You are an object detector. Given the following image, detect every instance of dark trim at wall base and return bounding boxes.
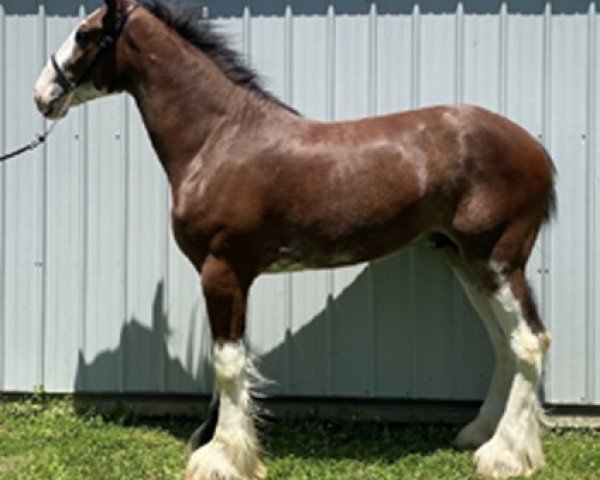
[2,393,600,427]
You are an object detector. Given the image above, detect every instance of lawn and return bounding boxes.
[0,396,598,479]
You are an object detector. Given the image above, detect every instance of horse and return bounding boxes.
[33,1,556,478]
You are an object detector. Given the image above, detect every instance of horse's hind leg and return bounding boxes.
[186,256,265,480]
[472,264,550,478]
[436,247,513,449]
[437,213,551,478]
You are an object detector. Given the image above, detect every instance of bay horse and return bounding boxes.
[33,0,555,478]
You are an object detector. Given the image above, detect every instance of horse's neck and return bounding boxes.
[125,29,247,186]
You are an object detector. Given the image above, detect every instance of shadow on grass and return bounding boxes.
[68,396,461,464]
[67,250,486,465]
[260,418,460,463]
[67,243,492,467]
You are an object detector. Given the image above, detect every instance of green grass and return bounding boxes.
[0,396,598,479]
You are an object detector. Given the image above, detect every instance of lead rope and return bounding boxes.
[0,119,60,163]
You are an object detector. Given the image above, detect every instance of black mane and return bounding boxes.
[136,0,298,114]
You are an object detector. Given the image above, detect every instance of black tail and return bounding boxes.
[187,394,220,453]
[542,147,557,222]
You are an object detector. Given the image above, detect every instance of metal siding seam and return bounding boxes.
[39,2,48,389]
[0,4,5,390]
[80,4,90,391]
[241,2,254,358]
[240,3,250,345]
[585,0,597,403]
[30,2,46,389]
[411,1,420,108]
[161,77,171,392]
[124,97,131,392]
[368,3,377,116]
[163,175,170,393]
[125,95,137,392]
[162,4,173,393]
[121,96,129,393]
[284,4,294,107]
[243,4,251,63]
[161,104,170,394]
[408,0,421,398]
[541,0,553,401]
[326,4,336,121]
[161,144,169,394]
[283,4,293,395]
[367,2,378,396]
[498,1,508,115]
[453,0,465,398]
[455,1,464,104]
[366,268,375,394]
[325,3,335,395]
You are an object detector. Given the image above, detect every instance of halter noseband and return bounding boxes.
[50,2,139,95]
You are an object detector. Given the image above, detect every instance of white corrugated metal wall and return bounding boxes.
[0,0,598,405]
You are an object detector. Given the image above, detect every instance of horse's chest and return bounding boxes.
[169,195,215,266]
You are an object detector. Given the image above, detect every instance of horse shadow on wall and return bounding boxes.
[257,245,493,401]
[74,281,213,394]
[74,247,494,401]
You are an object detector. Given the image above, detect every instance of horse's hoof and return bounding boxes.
[453,418,495,450]
[473,436,544,478]
[185,440,266,480]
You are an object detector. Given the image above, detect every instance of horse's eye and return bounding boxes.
[75,30,90,45]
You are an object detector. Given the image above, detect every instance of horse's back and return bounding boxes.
[269,104,553,228]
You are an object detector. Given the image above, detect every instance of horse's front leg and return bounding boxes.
[186,255,265,480]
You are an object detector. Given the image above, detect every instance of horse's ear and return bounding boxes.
[105,0,118,11]
[105,0,127,15]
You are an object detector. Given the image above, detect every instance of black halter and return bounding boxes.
[0,3,139,163]
[50,3,139,95]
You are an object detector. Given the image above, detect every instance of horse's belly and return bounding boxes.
[264,251,356,273]
[263,227,423,274]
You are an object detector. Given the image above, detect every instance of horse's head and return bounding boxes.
[33,0,138,119]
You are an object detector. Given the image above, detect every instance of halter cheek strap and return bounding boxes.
[50,54,77,93]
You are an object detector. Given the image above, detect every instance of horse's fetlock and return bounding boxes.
[213,342,247,385]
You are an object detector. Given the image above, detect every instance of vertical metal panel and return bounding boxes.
[585,0,598,404]
[593,0,600,404]
[243,3,292,393]
[2,1,45,390]
[0,1,6,391]
[329,3,373,397]
[123,97,170,392]
[419,1,459,107]
[0,1,599,406]
[463,1,501,110]
[43,8,86,392]
[547,1,590,403]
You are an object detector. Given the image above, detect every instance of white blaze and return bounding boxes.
[34,29,77,110]
[33,11,108,117]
